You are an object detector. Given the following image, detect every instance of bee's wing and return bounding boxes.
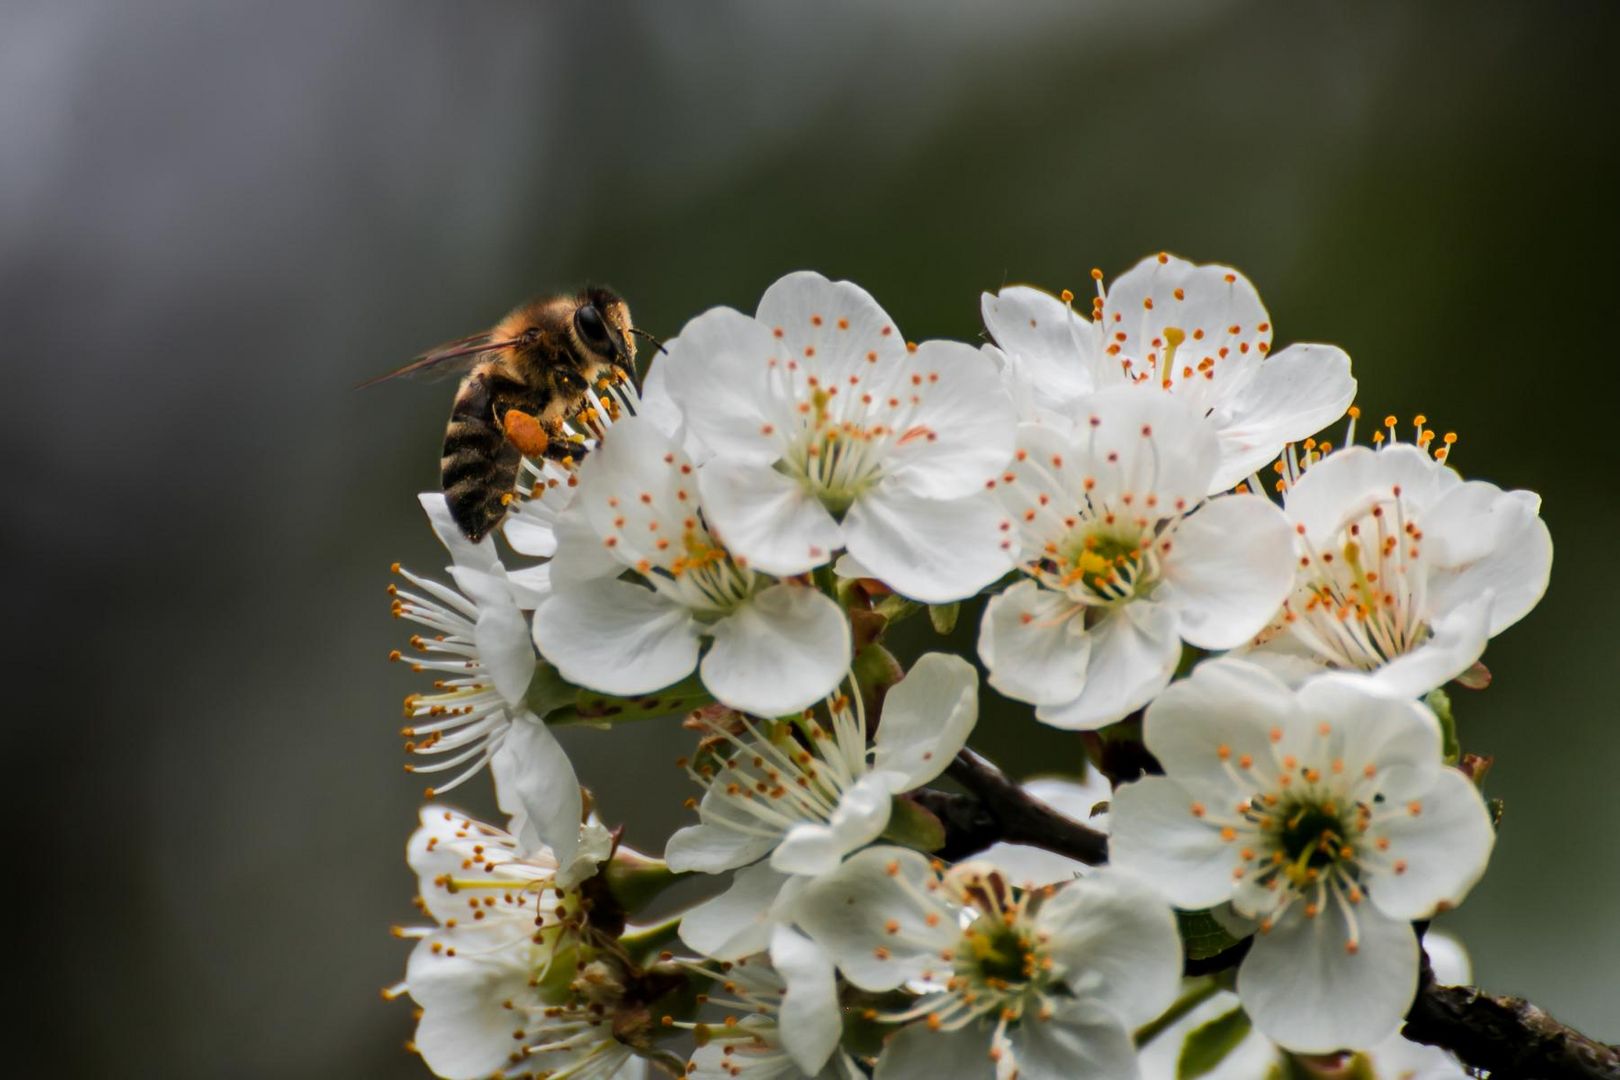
[355,332,508,389]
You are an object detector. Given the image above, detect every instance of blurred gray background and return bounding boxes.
[5,1,1617,1075]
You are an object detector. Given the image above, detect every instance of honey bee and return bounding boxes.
[362,288,643,542]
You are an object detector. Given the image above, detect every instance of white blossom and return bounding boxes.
[983,253,1356,492]
[666,653,978,879]
[388,807,638,1080]
[679,860,800,964]
[393,493,590,870]
[794,848,1181,1079]
[1110,659,1496,1053]
[1137,933,1474,1079]
[533,414,851,717]
[682,928,862,1079]
[660,271,1017,602]
[978,386,1296,729]
[1246,437,1552,696]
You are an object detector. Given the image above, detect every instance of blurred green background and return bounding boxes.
[6,1,1618,1075]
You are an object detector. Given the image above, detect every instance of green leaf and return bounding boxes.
[1177,1006,1251,1080]
[928,601,960,635]
[1177,908,1243,961]
[1425,687,1460,764]
[882,795,946,852]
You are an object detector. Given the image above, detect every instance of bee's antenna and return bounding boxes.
[628,327,668,355]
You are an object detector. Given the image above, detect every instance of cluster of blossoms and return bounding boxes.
[384,255,1550,1078]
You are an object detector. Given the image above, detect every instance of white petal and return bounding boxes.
[665,776,781,874]
[1425,484,1552,637]
[659,306,785,464]
[558,822,614,889]
[1109,777,1241,911]
[1363,594,1491,698]
[408,808,534,923]
[504,562,552,609]
[1365,1033,1472,1080]
[978,581,1091,706]
[883,340,1016,500]
[490,713,582,869]
[678,862,791,961]
[502,512,560,559]
[473,592,536,706]
[872,652,979,789]
[572,414,703,572]
[1036,868,1182,1027]
[1423,479,1535,566]
[1102,256,1271,385]
[1284,445,1456,543]
[633,350,689,441]
[407,932,531,1079]
[756,270,908,386]
[875,1022,995,1080]
[1423,931,1472,987]
[1363,767,1495,920]
[1161,494,1295,650]
[1035,600,1182,730]
[1235,632,1335,688]
[833,551,873,580]
[533,581,702,696]
[770,926,844,1075]
[794,846,955,991]
[697,457,843,576]
[1207,343,1356,492]
[420,491,501,573]
[1141,657,1297,785]
[1239,901,1418,1053]
[701,583,850,716]
[546,499,627,581]
[771,771,895,876]
[981,286,1098,403]
[844,486,1015,603]
[1296,674,1443,801]
[1063,386,1217,508]
[1008,999,1143,1080]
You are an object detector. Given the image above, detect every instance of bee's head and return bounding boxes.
[573,286,636,375]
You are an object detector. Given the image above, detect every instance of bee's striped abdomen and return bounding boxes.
[440,370,533,542]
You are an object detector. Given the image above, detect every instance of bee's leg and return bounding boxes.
[500,407,551,459]
[536,431,589,468]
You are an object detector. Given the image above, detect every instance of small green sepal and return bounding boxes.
[882,795,946,853]
[1177,908,1243,961]
[1177,1005,1252,1079]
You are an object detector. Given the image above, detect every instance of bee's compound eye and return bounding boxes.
[574,304,612,350]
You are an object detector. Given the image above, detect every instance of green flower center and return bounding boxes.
[1276,799,1356,882]
[959,918,1038,989]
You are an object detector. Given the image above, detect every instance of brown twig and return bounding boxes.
[912,748,1108,865]
[1403,952,1620,1079]
[923,749,1620,1078]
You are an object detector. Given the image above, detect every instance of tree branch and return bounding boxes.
[911,748,1108,865]
[923,750,1620,1079]
[1403,952,1620,1079]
